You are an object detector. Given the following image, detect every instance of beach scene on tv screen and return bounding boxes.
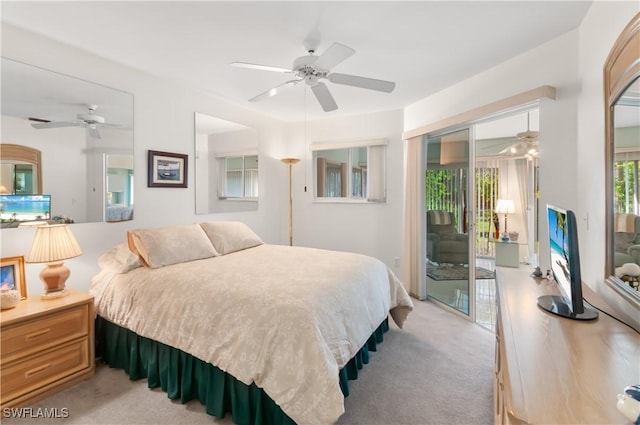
[0,195,51,221]
[548,208,571,297]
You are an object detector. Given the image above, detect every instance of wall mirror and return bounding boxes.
[195,112,258,214]
[1,57,134,226]
[604,13,640,305]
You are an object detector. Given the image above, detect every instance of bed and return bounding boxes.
[90,221,413,425]
[105,204,134,222]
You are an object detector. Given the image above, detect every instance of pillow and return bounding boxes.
[98,242,142,273]
[199,221,263,255]
[127,224,218,268]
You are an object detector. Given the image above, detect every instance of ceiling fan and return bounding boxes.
[498,112,539,157]
[230,41,396,112]
[29,104,116,139]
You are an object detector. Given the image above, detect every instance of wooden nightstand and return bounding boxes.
[0,288,95,408]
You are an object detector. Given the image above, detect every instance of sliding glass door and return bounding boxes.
[422,108,540,329]
[425,128,475,317]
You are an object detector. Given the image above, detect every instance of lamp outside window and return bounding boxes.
[26,224,82,299]
[495,199,515,241]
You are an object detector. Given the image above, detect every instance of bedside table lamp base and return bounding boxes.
[39,261,71,299]
[41,289,70,300]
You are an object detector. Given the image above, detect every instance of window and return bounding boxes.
[217,153,258,199]
[614,157,640,214]
[312,139,386,202]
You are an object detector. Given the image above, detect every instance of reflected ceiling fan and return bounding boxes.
[498,112,539,157]
[29,104,116,139]
[230,40,396,112]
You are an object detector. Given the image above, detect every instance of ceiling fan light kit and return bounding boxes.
[231,41,396,112]
[496,111,539,158]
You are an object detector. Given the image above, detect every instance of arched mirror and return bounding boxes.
[1,57,134,225]
[605,12,640,305]
[0,144,42,195]
[194,112,258,214]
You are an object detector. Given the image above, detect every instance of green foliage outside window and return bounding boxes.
[614,160,639,214]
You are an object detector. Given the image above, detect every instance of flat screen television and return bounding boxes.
[537,204,598,320]
[0,194,51,222]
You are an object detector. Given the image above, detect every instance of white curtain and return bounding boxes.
[402,136,426,299]
[367,145,386,202]
[245,169,259,197]
[515,158,531,245]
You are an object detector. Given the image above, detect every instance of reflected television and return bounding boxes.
[0,195,51,222]
[537,204,598,320]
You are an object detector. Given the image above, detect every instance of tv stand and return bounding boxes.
[495,267,639,425]
[537,294,599,320]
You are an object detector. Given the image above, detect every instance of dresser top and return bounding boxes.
[496,267,640,425]
[0,288,93,326]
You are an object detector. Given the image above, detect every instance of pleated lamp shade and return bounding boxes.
[26,224,82,297]
[26,224,82,263]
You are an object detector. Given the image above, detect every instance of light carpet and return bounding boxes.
[2,300,495,425]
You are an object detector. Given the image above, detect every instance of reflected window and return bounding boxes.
[312,140,386,202]
[218,154,258,199]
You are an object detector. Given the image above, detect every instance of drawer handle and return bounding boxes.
[25,328,51,340]
[25,363,51,378]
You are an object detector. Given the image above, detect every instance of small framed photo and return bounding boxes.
[1,256,27,299]
[148,150,188,188]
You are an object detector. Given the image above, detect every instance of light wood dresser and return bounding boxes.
[495,267,640,425]
[0,289,95,408]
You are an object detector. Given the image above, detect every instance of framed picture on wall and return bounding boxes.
[147,150,188,188]
[1,256,27,299]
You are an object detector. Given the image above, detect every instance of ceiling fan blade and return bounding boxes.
[313,42,355,70]
[28,117,50,123]
[498,142,522,155]
[479,137,518,152]
[230,62,292,73]
[31,121,77,129]
[311,82,338,112]
[327,73,396,93]
[517,130,539,141]
[249,79,302,103]
[88,126,101,139]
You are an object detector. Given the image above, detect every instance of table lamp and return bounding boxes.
[26,224,82,299]
[495,199,515,241]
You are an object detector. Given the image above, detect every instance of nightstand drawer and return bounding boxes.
[1,338,90,405]
[1,305,89,364]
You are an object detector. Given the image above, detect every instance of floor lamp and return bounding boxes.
[281,158,300,246]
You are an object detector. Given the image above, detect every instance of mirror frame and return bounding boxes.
[0,144,42,194]
[604,12,640,305]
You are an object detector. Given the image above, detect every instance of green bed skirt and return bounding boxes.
[95,316,389,425]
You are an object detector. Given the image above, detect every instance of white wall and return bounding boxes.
[285,109,405,274]
[0,23,289,296]
[576,3,640,325]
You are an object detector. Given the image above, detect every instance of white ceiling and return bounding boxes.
[1,1,592,123]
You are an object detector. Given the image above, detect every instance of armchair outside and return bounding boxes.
[426,210,469,265]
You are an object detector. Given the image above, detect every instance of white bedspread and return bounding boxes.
[90,244,413,425]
